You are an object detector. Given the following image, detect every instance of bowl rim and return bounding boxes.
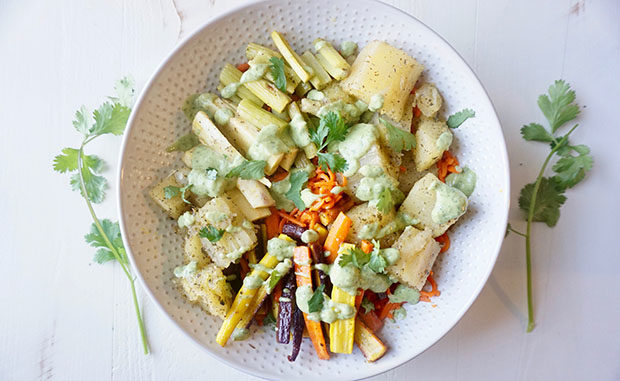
[116,0,510,379]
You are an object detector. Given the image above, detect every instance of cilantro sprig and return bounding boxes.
[507,80,592,332]
[338,247,370,268]
[53,77,149,353]
[269,57,287,92]
[309,111,349,172]
[164,184,192,204]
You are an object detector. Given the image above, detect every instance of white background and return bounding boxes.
[1,0,619,380]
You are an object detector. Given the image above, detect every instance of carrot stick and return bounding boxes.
[293,246,330,360]
[360,240,374,254]
[359,310,383,332]
[355,289,365,310]
[265,208,280,239]
[324,212,352,263]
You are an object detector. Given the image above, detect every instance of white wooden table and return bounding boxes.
[1,0,619,380]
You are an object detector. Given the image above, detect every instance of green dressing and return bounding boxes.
[240,63,269,83]
[368,94,384,112]
[435,131,453,152]
[173,261,198,279]
[355,165,404,211]
[446,167,477,197]
[301,229,319,244]
[295,284,356,323]
[267,237,296,261]
[177,211,195,229]
[388,284,420,304]
[431,180,468,224]
[333,123,378,176]
[340,41,358,58]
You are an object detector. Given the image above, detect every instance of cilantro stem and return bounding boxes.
[524,124,578,332]
[78,141,149,353]
[507,226,527,238]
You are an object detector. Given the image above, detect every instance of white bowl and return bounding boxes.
[117,0,510,379]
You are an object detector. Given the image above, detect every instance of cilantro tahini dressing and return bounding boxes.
[430,179,468,224]
[446,167,477,197]
[295,284,356,323]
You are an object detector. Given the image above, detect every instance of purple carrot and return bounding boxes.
[310,242,332,295]
[287,306,304,362]
[281,222,306,243]
[276,270,296,344]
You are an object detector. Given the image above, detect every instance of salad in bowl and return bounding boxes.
[148,30,477,363]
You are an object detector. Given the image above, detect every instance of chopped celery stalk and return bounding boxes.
[314,38,351,80]
[301,51,332,90]
[244,78,291,113]
[237,99,288,129]
[219,64,264,107]
[271,31,313,82]
[246,42,282,60]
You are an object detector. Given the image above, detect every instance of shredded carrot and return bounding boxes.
[262,104,272,112]
[419,272,441,302]
[379,302,402,320]
[399,165,407,173]
[437,151,460,182]
[236,62,250,72]
[435,232,451,253]
[276,210,305,227]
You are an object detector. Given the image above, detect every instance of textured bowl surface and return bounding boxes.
[118,0,510,379]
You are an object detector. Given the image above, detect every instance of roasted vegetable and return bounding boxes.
[277,270,296,344]
[287,305,304,361]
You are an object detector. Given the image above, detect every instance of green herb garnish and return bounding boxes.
[507,80,592,332]
[199,225,226,242]
[308,284,325,313]
[226,159,267,180]
[269,57,287,92]
[52,77,148,354]
[309,111,349,172]
[380,118,416,152]
[446,108,475,129]
[285,170,310,210]
[338,247,370,268]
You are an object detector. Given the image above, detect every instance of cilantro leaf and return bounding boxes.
[520,123,554,143]
[518,177,567,227]
[164,185,180,199]
[199,225,225,242]
[380,118,416,152]
[309,117,329,148]
[537,80,579,132]
[53,148,80,173]
[70,156,107,204]
[317,152,348,173]
[367,248,388,273]
[108,76,135,108]
[552,148,593,189]
[269,57,287,92]
[360,298,375,314]
[308,284,325,313]
[93,249,117,264]
[321,111,348,146]
[447,108,475,129]
[375,188,393,214]
[84,219,127,264]
[285,170,309,210]
[166,133,200,152]
[73,106,91,135]
[226,160,267,180]
[90,102,131,136]
[338,247,370,268]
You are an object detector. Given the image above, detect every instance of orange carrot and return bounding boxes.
[359,310,383,332]
[419,272,441,302]
[435,232,451,253]
[293,246,330,360]
[265,209,281,239]
[324,212,352,263]
[437,151,460,182]
[355,289,365,310]
[378,302,402,321]
[413,106,422,118]
[236,62,250,72]
[360,240,374,254]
